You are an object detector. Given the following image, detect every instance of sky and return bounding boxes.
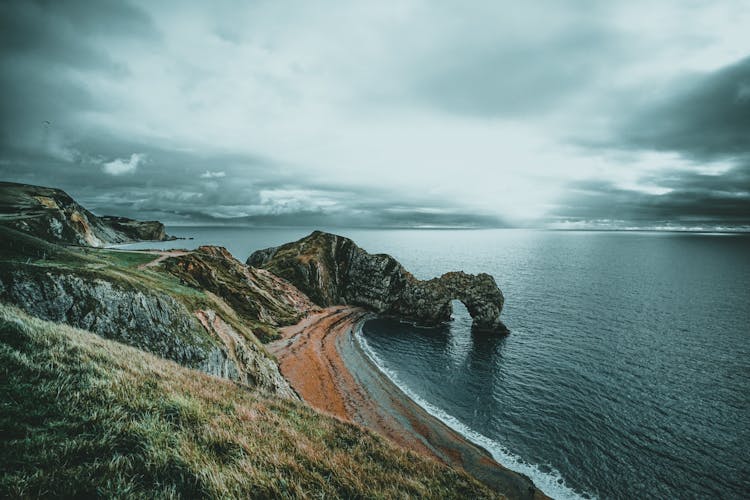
[1,0,749,229]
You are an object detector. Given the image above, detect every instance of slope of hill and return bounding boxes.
[0,304,501,499]
[0,225,299,395]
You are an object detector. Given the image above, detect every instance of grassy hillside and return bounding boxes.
[0,225,291,344]
[0,304,501,499]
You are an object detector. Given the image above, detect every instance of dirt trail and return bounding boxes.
[136,250,189,270]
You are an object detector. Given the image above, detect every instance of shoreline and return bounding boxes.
[270,307,547,500]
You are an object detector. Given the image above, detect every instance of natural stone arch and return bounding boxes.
[449,298,471,321]
[397,271,506,332]
[248,231,509,334]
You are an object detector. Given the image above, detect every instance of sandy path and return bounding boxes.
[136,250,189,270]
[270,307,548,500]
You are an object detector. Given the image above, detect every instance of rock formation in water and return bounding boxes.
[0,182,173,246]
[248,231,508,332]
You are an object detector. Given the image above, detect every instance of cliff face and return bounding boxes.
[0,182,172,246]
[248,231,508,332]
[0,226,296,397]
[162,246,316,334]
[0,263,295,398]
[100,216,170,241]
[0,265,212,366]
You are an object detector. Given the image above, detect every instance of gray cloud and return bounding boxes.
[408,5,621,117]
[553,162,750,228]
[1,1,749,229]
[555,55,750,228]
[0,0,157,157]
[617,56,750,160]
[0,130,501,227]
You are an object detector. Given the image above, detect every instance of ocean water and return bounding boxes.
[121,227,750,499]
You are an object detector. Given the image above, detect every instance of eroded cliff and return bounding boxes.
[161,245,317,336]
[0,182,172,246]
[248,231,508,332]
[0,226,297,397]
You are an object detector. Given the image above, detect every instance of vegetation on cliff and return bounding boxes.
[162,245,317,334]
[0,185,514,497]
[0,226,299,394]
[0,304,500,499]
[0,182,172,246]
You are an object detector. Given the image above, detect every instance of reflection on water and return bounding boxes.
[447,300,472,368]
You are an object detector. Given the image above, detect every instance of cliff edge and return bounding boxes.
[0,225,300,397]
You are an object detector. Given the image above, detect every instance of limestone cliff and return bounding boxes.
[248,231,508,332]
[100,215,171,241]
[0,263,295,398]
[0,182,172,246]
[161,245,316,333]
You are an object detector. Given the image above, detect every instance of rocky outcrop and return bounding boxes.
[195,309,296,398]
[161,246,316,332]
[0,265,211,364]
[0,182,172,246]
[100,216,172,242]
[248,231,508,332]
[0,263,295,397]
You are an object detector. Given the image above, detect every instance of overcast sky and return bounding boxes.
[1,0,749,229]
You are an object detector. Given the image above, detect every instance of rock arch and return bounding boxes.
[248,231,509,333]
[441,272,506,332]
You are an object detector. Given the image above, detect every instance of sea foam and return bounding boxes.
[354,327,594,500]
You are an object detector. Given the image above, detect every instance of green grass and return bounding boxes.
[83,248,159,268]
[0,304,500,499]
[0,226,282,359]
[0,227,286,344]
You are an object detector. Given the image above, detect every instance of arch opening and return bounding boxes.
[450,299,471,321]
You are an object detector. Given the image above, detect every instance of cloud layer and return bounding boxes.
[1,0,748,228]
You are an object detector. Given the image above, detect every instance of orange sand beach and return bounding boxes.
[269,306,548,500]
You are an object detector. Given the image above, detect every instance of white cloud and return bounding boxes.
[200,170,226,178]
[259,189,340,214]
[102,153,144,175]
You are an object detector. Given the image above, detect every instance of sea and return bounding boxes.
[119,227,750,499]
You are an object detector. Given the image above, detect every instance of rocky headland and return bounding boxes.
[248,230,509,333]
[0,181,174,246]
[99,215,171,241]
